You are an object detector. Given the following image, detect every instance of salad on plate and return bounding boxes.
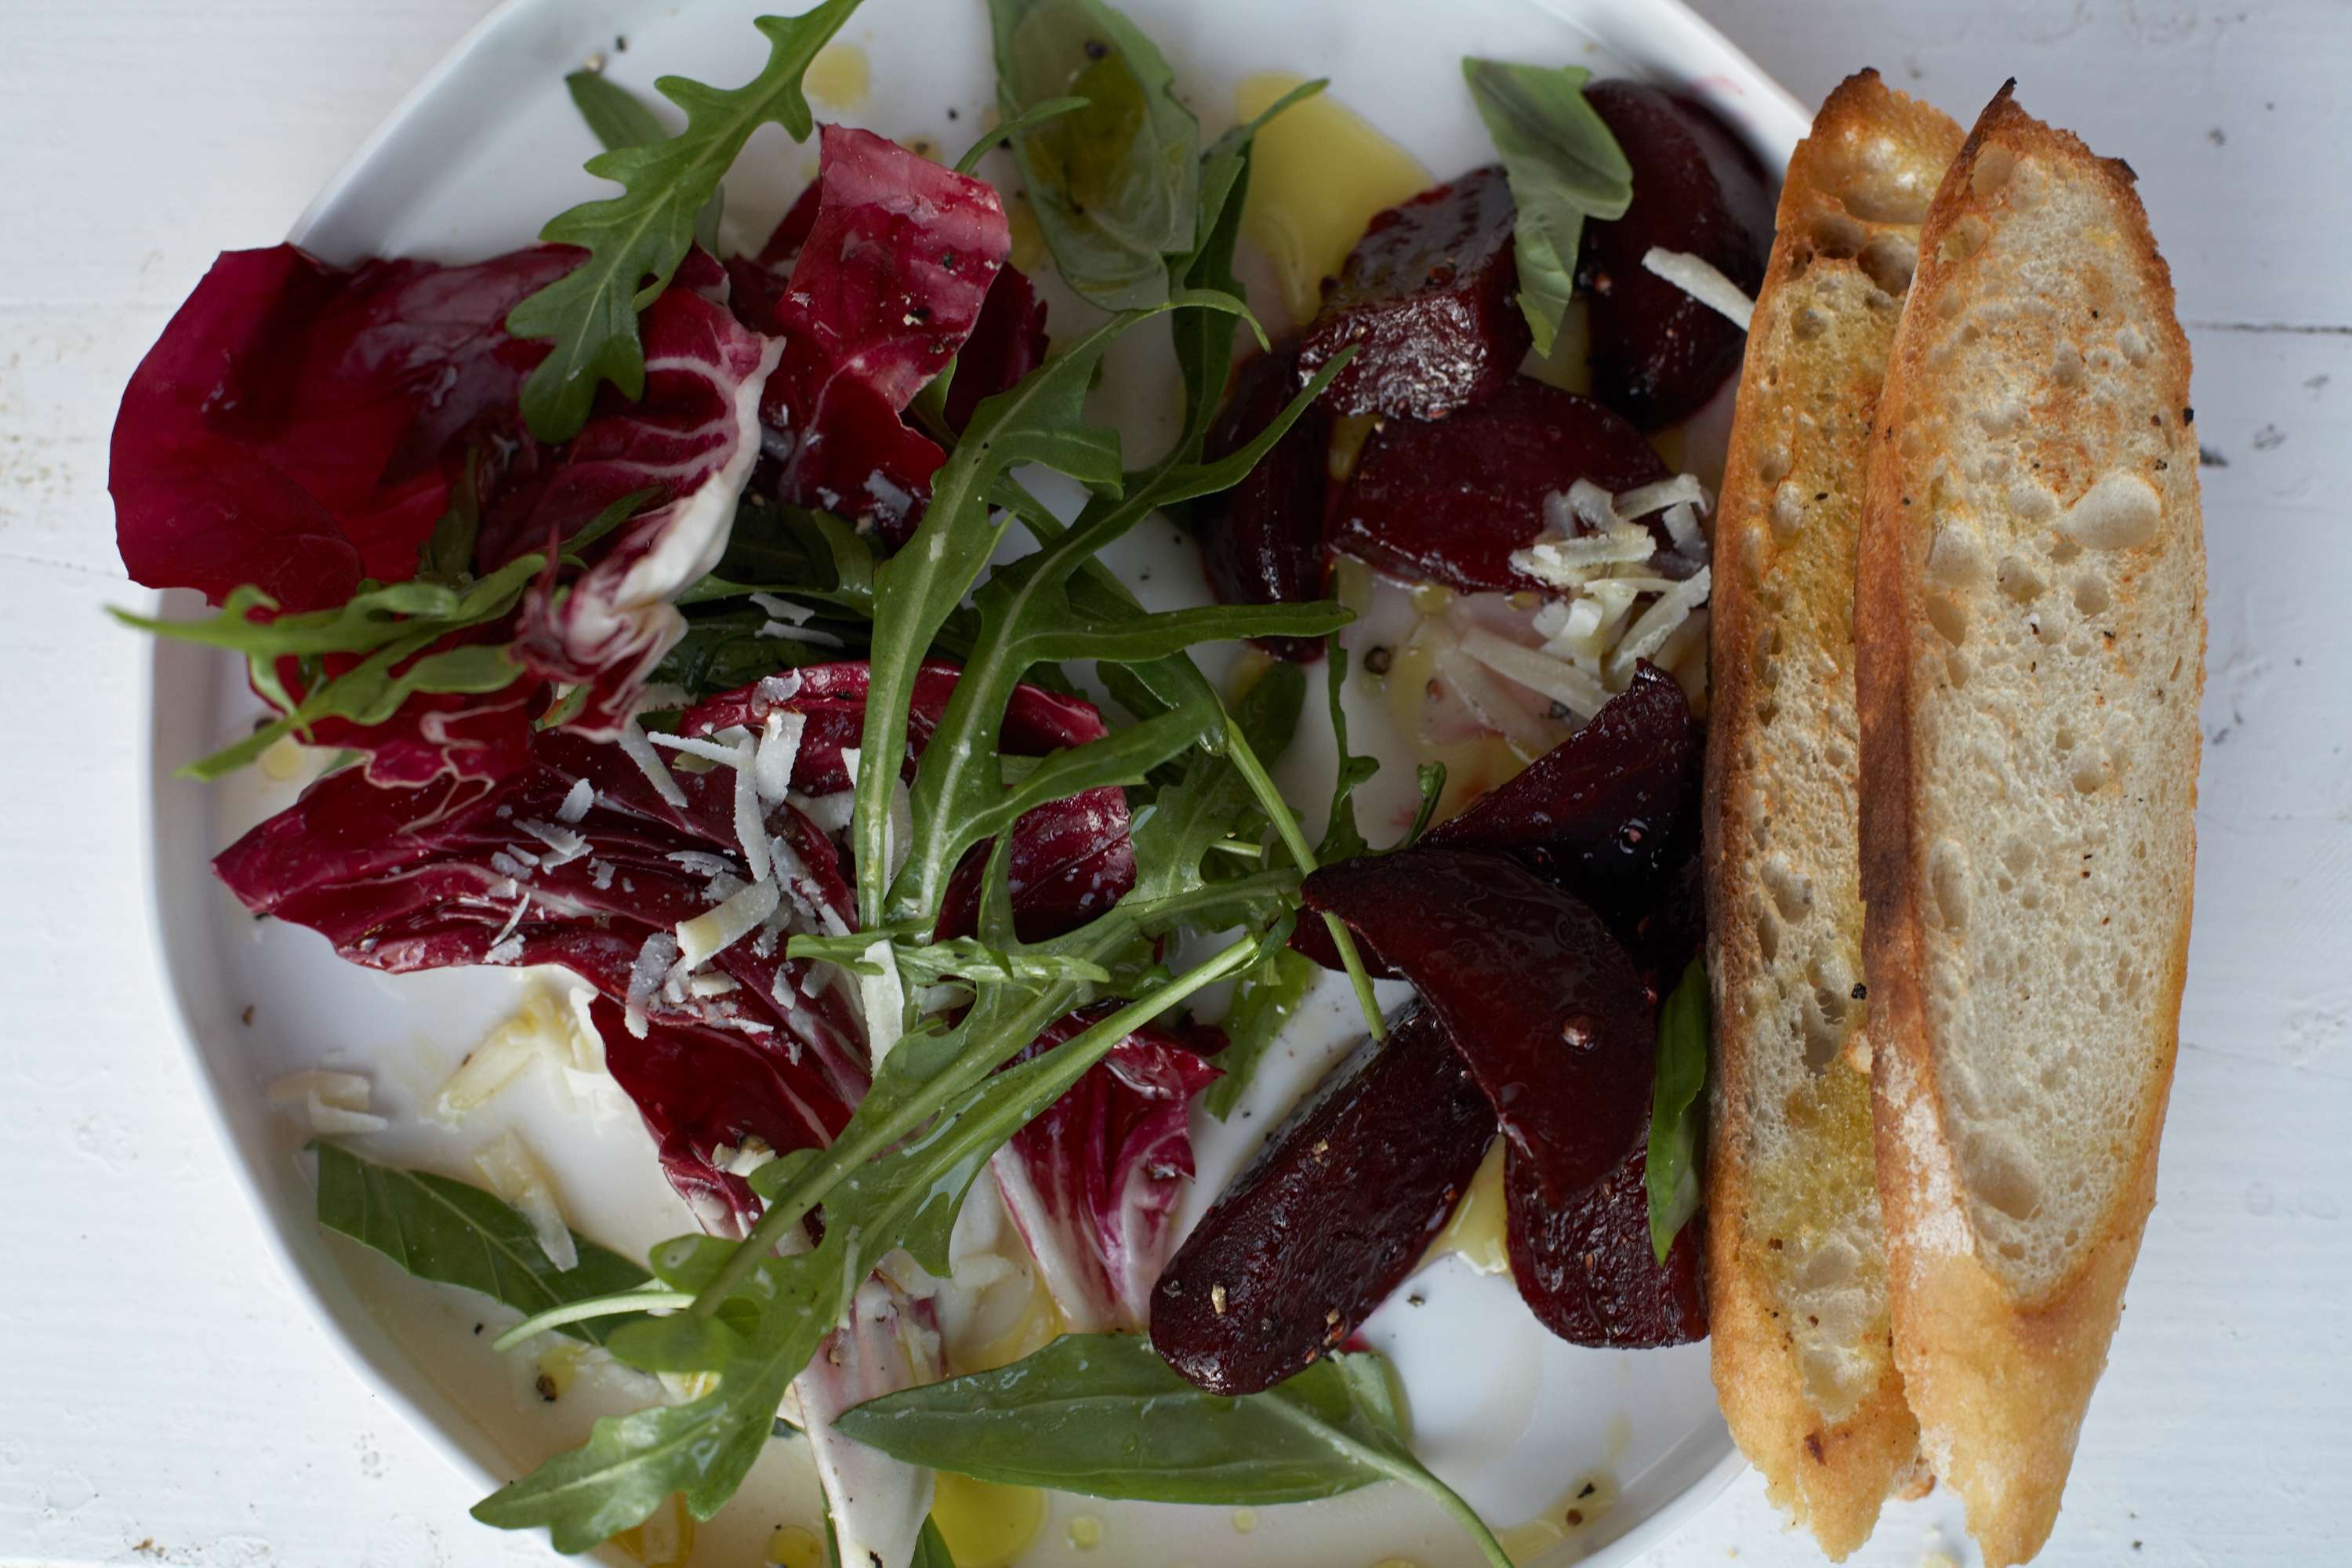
[114,2,2204,1566]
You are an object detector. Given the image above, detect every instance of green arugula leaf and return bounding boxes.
[566,68,668,150]
[953,93,1089,176]
[787,931,1112,991]
[648,603,852,704]
[1316,637,1381,862]
[565,70,725,252]
[1646,958,1711,1262]
[1204,945,1317,1119]
[913,1517,956,1568]
[987,0,1199,307]
[834,1334,1510,1566]
[312,1142,652,1346]
[510,0,865,441]
[1461,58,1632,358]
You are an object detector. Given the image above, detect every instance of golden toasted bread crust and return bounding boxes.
[1855,83,2202,1566]
[1704,71,1961,1559]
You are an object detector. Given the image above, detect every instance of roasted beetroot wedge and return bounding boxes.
[1303,847,1652,1204]
[1330,377,1669,593]
[1577,82,1773,430]
[1296,166,1528,422]
[1186,340,1331,660]
[1505,1138,1706,1347]
[1292,665,1698,977]
[1426,663,1700,934]
[1151,1004,1494,1396]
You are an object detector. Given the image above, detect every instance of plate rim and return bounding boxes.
[141,0,1808,1558]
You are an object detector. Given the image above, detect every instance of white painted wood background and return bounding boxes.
[2,1,2344,1565]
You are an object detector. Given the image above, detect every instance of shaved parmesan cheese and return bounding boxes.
[1607,565,1714,682]
[626,932,681,1038]
[270,1070,388,1137]
[755,710,806,806]
[1615,474,1713,521]
[793,789,855,837]
[858,938,906,1067]
[676,877,781,968]
[515,818,590,867]
[1565,477,1623,532]
[1433,643,1557,754]
[619,720,688,810]
[556,777,595,824]
[431,982,613,1124]
[1642,247,1755,330]
[649,729,754,769]
[474,1130,577,1272]
[1660,502,1704,557]
[1511,524,1655,589]
[1459,626,1610,720]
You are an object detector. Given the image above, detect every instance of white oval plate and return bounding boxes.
[143,2,1806,1563]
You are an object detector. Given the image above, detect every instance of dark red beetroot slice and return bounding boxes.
[1578,82,1773,430]
[1185,340,1330,662]
[1505,1138,1706,1347]
[1296,165,1529,422]
[1303,847,1651,1204]
[1331,377,1670,594]
[1293,664,1700,978]
[1427,662,1700,942]
[942,266,1051,433]
[1150,1004,1495,1396]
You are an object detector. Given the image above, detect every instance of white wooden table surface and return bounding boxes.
[3,2,2345,1565]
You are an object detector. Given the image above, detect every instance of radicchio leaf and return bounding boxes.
[112,242,575,609]
[990,1006,1221,1332]
[682,659,1135,940]
[499,274,784,736]
[748,125,1015,547]
[215,718,867,1230]
[785,1276,942,1568]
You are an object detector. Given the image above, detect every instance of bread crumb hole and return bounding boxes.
[2073,574,2111,615]
[1858,233,1917,296]
[1928,840,1970,932]
[1759,445,1791,485]
[2052,341,2085,390]
[1925,592,1968,646]
[1794,307,1827,341]
[1998,557,2046,603]
[2071,757,2106,794]
[1811,212,1865,258]
[1971,145,2017,198]
[1938,214,1991,263]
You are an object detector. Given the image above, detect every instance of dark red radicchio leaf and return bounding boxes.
[1151,1003,1495,1395]
[1185,339,1331,662]
[681,660,1135,941]
[111,241,575,609]
[1331,376,1675,595]
[1504,1134,1706,1347]
[941,264,1051,433]
[992,1006,1221,1333]
[1301,846,1651,1207]
[755,125,1012,549]
[493,275,783,738]
[214,720,866,1231]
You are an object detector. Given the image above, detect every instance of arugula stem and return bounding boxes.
[688,917,1276,1316]
[1266,1390,1512,1568]
[1220,717,1385,1041]
[490,1290,695,1352]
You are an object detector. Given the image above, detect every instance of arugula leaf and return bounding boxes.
[1316,637,1381,862]
[913,1517,956,1568]
[987,0,1199,307]
[835,1334,1510,1566]
[1204,946,1317,1119]
[565,70,725,252]
[787,931,1112,991]
[1646,958,1710,1262]
[510,0,865,441]
[312,1143,652,1346]
[1461,59,1632,358]
[566,69,668,149]
[953,93,1089,176]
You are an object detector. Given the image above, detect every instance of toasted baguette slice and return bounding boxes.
[1704,71,1962,1558]
[1855,85,2203,1567]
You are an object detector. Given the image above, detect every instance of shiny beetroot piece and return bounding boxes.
[1290,665,1698,977]
[1303,848,1653,1205]
[1427,663,1700,943]
[1330,377,1669,594]
[1505,1138,1706,1347]
[1577,82,1773,430]
[1296,166,1529,422]
[1151,1004,1495,1395]
[1187,341,1331,661]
